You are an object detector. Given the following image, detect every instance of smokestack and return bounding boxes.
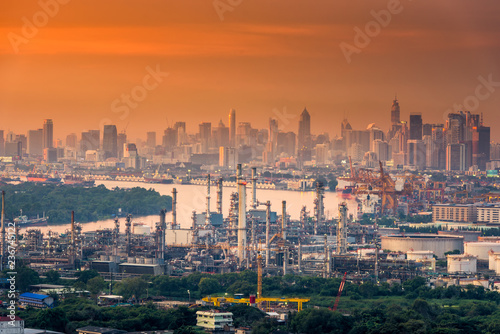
[71,210,75,246]
[265,201,270,267]
[283,247,288,276]
[172,188,177,228]
[217,178,223,215]
[1,191,5,264]
[206,174,211,226]
[251,167,257,209]
[237,164,247,263]
[298,241,302,272]
[337,202,348,255]
[282,201,287,240]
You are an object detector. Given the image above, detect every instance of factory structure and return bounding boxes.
[4,163,500,291]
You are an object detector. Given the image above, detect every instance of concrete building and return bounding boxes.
[196,310,233,331]
[432,204,477,223]
[0,316,24,334]
[27,129,43,156]
[19,293,54,309]
[477,204,500,224]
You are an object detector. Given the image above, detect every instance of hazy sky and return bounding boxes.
[1,0,500,141]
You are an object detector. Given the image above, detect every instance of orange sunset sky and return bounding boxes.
[1,0,500,142]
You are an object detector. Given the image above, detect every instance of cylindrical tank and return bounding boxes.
[478,236,500,242]
[127,257,136,263]
[136,257,145,264]
[133,223,151,235]
[464,242,500,260]
[249,295,256,304]
[144,258,154,264]
[381,234,463,258]
[447,254,477,274]
[488,252,500,270]
[407,250,435,260]
[438,230,481,242]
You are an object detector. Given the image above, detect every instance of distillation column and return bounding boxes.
[171,188,177,229]
[282,201,287,241]
[251,167,257,209]
[337,203,348,255]
[217,178,223,214]
[206,174,211,226]
[237,164,247,264]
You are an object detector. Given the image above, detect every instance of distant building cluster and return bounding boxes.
[0,99,497,171]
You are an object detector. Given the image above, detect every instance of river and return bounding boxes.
[25,180,358,234]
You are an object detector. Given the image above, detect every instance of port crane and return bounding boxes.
[331,271,347,312]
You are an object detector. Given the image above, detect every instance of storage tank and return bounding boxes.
[447,254,477,274]
[144,258,154,264]
[127,257,136,263]
[407,250,434,261]
[478,236,500,242]
[489,252,500,270]
[464,242,500,260]
[381,234,463,258]
[136,257,145,264]
[133,223,151,235]
[438,230,481,242]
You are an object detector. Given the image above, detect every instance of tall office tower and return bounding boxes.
[43,119,53,149]
[27,129,44,156]
[173,122,186,145]
[103,125,118,158]
[388,97,402,139]
[229,109,236,147]
[473,126,490,170]
[213,120,229,148]
[146,132,156,148]
[407,139,426,169]
[373,139,389,162]
[399,121,409,153]
[368,125,384,151]
[423,135,434,168]
[423,123,433,136]
[237,122,252,146]
[0,130,4,156]
[491,142,500,160]
[409,113,422,140]
[431,124,446,170]
[199,122,212,153]
[268,118,279,156]
[163,128,177,149]
[66,133,77,148]
[80,130,100,153]
[117,132,127,159]
[446,112,466,144]
[446,143,466,171]
[298,108,312,162]
[341,118,352,140]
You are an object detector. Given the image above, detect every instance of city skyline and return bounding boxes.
[2,1,500,141]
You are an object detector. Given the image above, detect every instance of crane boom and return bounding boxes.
[332,272,347,312]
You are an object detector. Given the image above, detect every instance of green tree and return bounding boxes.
[198,277,220,296]
[45,270,61,284]
[87,276,106,297]
[75,270,99,284]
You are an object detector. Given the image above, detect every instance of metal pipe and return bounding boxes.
[265,201,270,267]
[282,201,287,240]
[172,188,177,228]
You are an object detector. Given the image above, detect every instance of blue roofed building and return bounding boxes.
[19,293,54,309]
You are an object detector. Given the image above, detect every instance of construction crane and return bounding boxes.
[331,272,347,312]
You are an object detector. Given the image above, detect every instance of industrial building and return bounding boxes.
[447,254,477,274]
[432,204,477,223]
[381,234,464,258]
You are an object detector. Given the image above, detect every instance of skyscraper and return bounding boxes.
[28,129,43,156]
[66,133,77,148]
[43,119,53,149]
[229,109,236,147]
[409,113,422,140]
[117,132,127,159]
[146,132,156,148]
[298,108,311,162]
[0,130,4,156]
[103,125,118,158]
[81,130,100,153]
[391,96,400,125]
[199,122,212,153]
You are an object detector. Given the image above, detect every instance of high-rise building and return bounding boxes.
[66,133,77,148]
[117,132,127,159]
[268,118,279,158]
[28,129,43,156]
[446,143,466,171]
[146,132,156,148]
[81,130,100,153]
[163,128,177,149]
[409,113,422,140]
[199,122,212,153]
[298,108,311,162]
[43,119,53,149]
[423,123,433,136]
[103,125,118,158]
[391,96,400,125]
[373,139,389,162]
[432,124,446,170]
[213,120,229,148]
[0,130,4,156]
[473,126,490,170]
[407,139,426,169]
[229,109,236,147]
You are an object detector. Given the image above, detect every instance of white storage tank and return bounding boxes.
[133,223,151,235]
[464,242,500,260]
[136,257,145,264]
[407,250,435,261]
[447,254,477,274]
[144,258,154,264]
[381,234,463,258]
[127,257,136,263]
[489,252,500,271]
